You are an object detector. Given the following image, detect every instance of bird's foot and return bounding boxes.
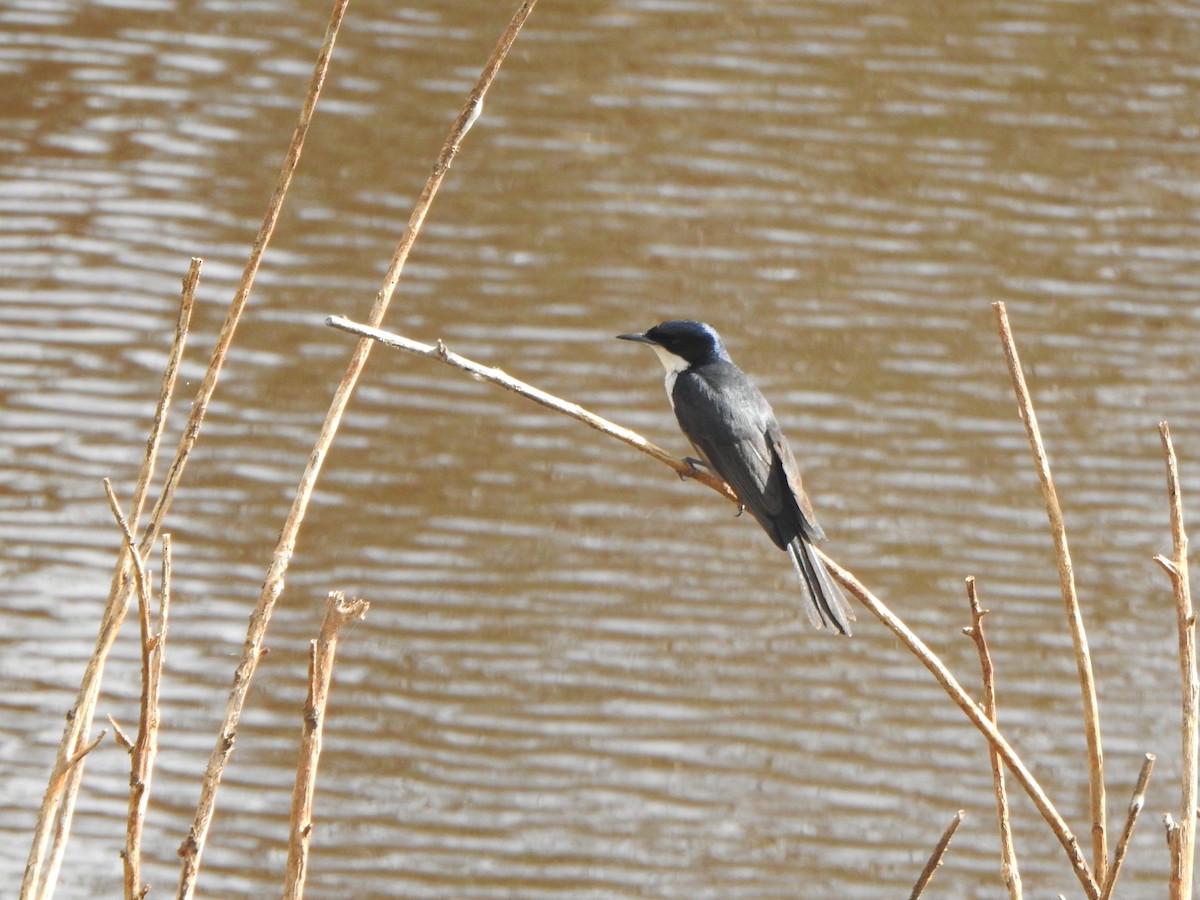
[678,456,708,481]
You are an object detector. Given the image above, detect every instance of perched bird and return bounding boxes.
[617,320,853,635]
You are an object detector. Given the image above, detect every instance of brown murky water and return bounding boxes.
[3,1,1200,897]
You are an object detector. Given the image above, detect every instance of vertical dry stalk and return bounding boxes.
[992,301,1107,883]
[176,3,538,897]
[909,810,965,900]
[819,552,1100,899]
[282,592,369,900]
[121,533,172,899]
[1154,422,1197,900]
[962,577,1022,899]
[22,261,198,900]
[101,481,163,899]
[1100,753,1155,900]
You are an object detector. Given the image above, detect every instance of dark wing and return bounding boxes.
[765,418,826,542]
[672,363,824,550]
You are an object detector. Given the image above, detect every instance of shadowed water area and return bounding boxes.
[3,0,1200,896]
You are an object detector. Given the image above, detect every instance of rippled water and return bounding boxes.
[3,0,1200,897]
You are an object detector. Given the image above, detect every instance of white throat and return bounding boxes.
[649,344,690,409]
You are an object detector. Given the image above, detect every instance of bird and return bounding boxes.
[617,319,853,635]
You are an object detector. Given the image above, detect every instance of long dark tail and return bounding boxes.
[788,536,854,635]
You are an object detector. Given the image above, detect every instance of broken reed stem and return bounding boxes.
[1100,753,1155,900]
[327,313,1097,898]
[177,4,538,898]
[1155,421,1197,900]
[993,301,1107,884]
[282,592,370,900]
[963,576,1022,900]
[908,810,965,900]
[23,261,198,900]
[324,317,739,504]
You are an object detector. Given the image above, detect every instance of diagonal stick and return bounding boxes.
[323,316,738,503]
[326,314,1100,899]
[909,810,965,899]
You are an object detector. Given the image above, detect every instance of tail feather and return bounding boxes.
[788,537,854,636]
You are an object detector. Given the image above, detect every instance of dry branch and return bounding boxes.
[1155,421,1197,900]
[328,310,1098,898]
[123,533,171,899]
[23,261,198,900]
[324,316,739,504]
[963,576,1021,899]
[993,301,1107,883]
[909,810,965,900]
[176,3,538,897]
[282,592,369,900]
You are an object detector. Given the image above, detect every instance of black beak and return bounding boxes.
[616,331,655,344]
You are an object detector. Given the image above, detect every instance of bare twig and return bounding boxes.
[962,576,1022,899]
[993,301,1107,883]
[23,261,198,900]
[282,592,370,900]
[324,317,739,504]
[177,4,538,897]
[1100,753,1155,900]
[1155,421,1197,900]
[821,552,1100,899]
[909,810,965,899]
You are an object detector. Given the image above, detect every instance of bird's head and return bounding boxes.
[616,320,729,371]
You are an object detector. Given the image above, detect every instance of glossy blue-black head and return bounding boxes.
[616,320,729,367]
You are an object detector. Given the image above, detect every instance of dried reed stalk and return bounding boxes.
[282,592,369,900]
[176,3,538,897]
[1154,422,1197,900]
[963,576,1021,899]
[993,301,1107,883]
[908,810,965,900]
[101,481,166,900]
[124,533,171,899]
[22,262,197,900]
